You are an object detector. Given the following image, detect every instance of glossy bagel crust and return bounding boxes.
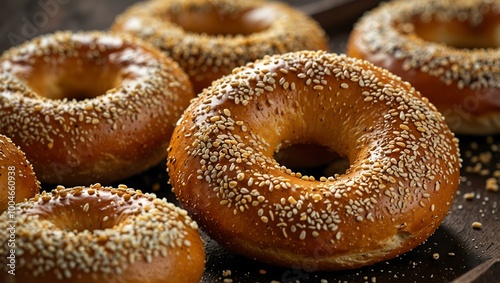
[0,31,194,186]
[112,0,329,93]
[167,51,461,270]
[0,134,39,213]
[347,0,500,135]
[0,184,205,283]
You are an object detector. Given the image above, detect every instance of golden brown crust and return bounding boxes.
[167,51,461,270]
[0,134,39,213]
[346,0,500,135]
[0,31,195,186]
[112,0,329,94]
[0,184,205,283]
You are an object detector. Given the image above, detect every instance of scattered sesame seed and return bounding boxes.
[464,192,475,200]
[472,221,483,229]
[222,269,232,277]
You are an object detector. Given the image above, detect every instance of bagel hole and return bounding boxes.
[11,56,124,101]
[274,144,350,180]
[170,6,275,36]
[407,15,499,49]
[55,213,119,233]
[29,69,122,101]
[50,206,120,233]
[35,195,129,233]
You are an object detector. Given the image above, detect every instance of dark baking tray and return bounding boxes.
[1,1,498,282]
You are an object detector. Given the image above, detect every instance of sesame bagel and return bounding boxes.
[0,31,194,186]
[0,184,205,283]
[347,0,500,135]
[0,134,39,213]
[112,0,328,94]
[167,51,461,270]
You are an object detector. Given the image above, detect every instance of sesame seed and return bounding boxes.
[464,192,475,200]
[299,230,306,240]
[472,222,482,229]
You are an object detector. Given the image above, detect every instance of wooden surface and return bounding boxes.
[0,0,498,282]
